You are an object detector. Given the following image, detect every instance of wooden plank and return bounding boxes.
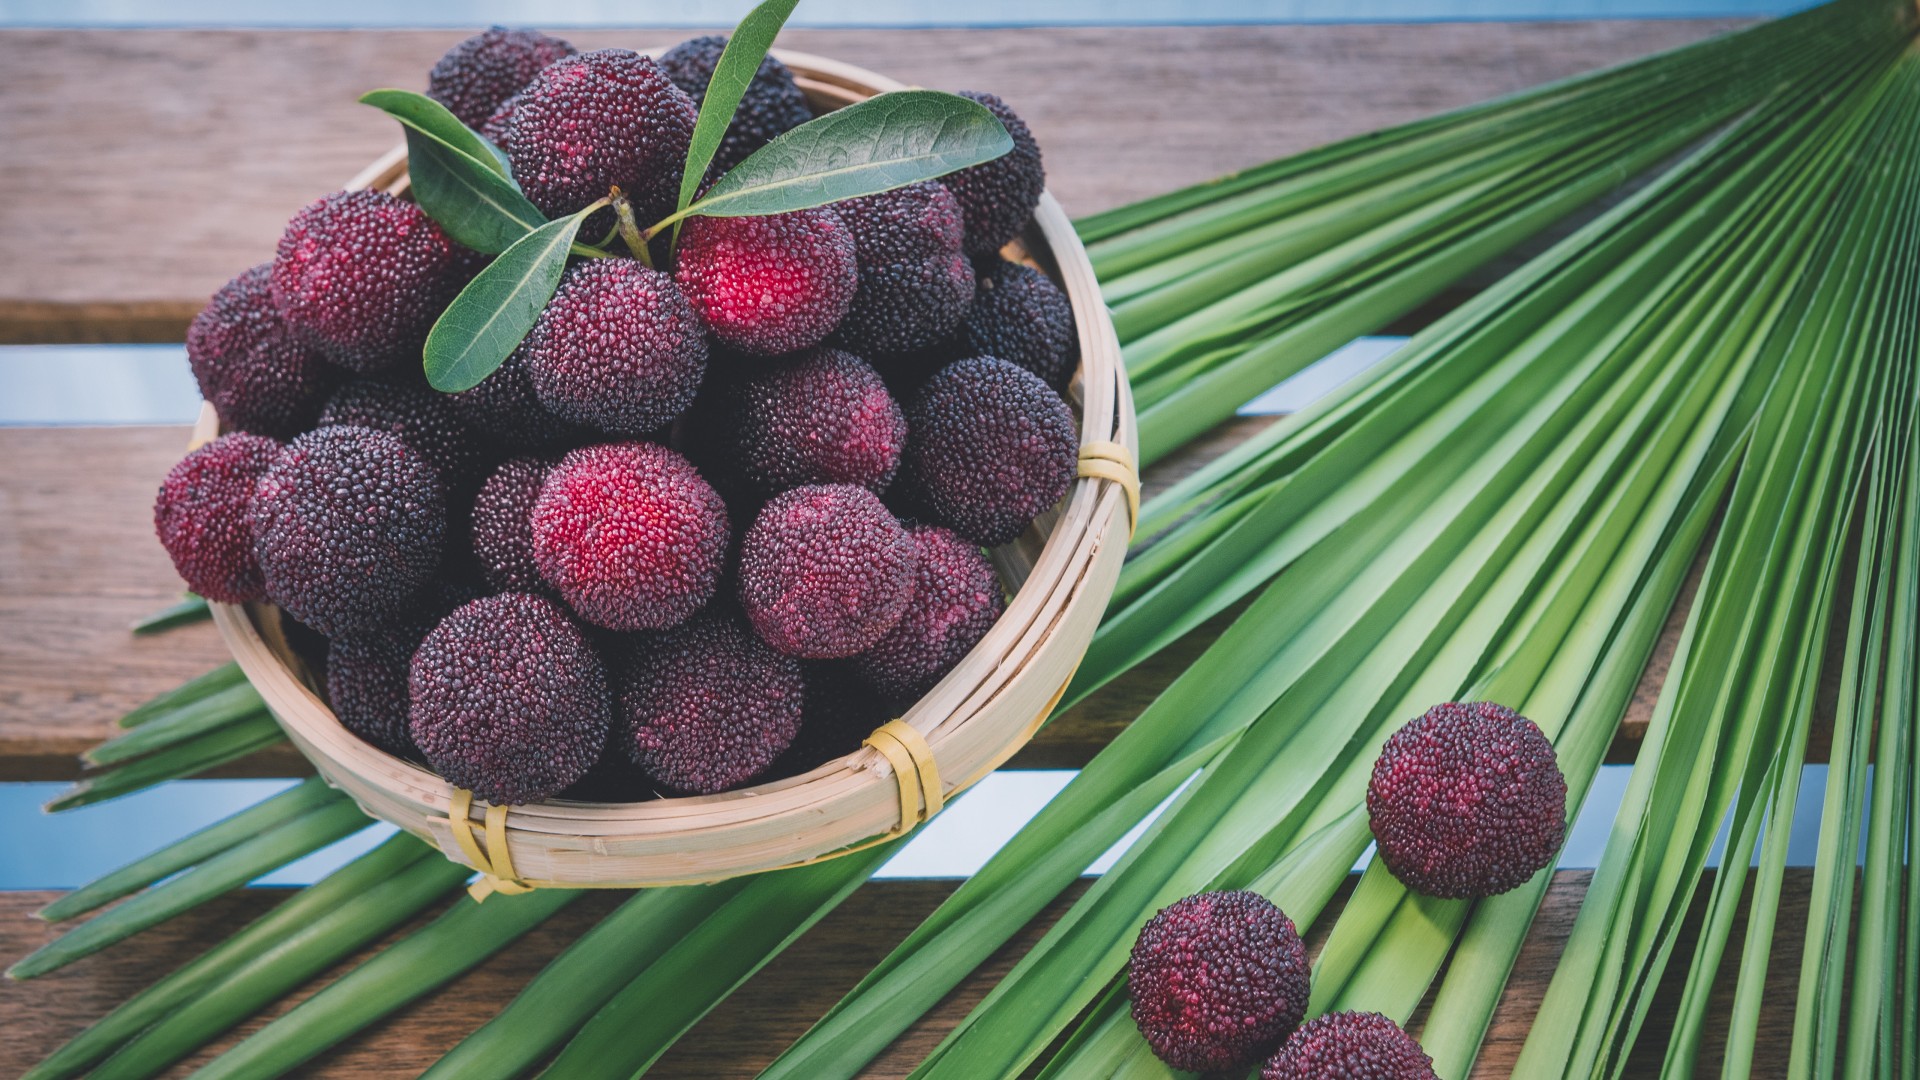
[0,20,1756,343]
[0,868,1825,1077]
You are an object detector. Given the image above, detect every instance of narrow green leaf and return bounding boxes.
[359,88,511,178]
[668,90,1011,224]
[676,0,801,218]
[130,594,209,635]
[116,662,246,728]
[404,128,547,254]
[423,205,600,392]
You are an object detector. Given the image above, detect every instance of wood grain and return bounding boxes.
[0,21,1753,343]
[0,869,1824,1078]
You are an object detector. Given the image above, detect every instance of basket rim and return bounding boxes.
[212,48,1137,887]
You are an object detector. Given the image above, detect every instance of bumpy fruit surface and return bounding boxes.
[427,26,577,130]
[318,379,485,494]
[470,455,556,595]
[941,91,1045,257]
[248,426,446,635]
[531,442,729,631]
[1367,701,1567,899]
[501,49,696,227]
[1127,890,1310,1073]
[737,484,916,659]
[832,182,974,357]
[186,265,339,438]
[776,661,888,774]
[697,347,905,497]
[449,349,592,450]
[657,35,814,175]
[618,606,805,794]
[1261,1011,1438,1080]
[903,356,1076,546]
[674,208,858,356]
[153,432,283,604]
[271,190,478,373]
[962,258,1078,390]
[854,525,1003,705]
[522,259,707,436]
[327,616,435,759]
[410,593,612,804]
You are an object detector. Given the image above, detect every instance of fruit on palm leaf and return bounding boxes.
[410,592,612,804]
[1261,1011,1437,1080]
[1126,889,1311,1072]
[1366,701,1567,899]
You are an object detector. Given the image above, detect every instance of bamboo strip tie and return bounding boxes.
[1078,441,1140,536]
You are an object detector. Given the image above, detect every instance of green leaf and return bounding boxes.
[675,0,801,220]
[359,88,511,179]
[403,129,547,254]
[667,90,1011,224]
[423,205,599,393]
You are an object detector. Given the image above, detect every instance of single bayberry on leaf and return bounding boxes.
[618,605,805,794]
[427,27,577,131]
[1262,1011,1438,1080]
[153,432,283,604]
[531,442,730,632]
[1127,889,1310,1073]
[675,208,859,356]
[186,265,340,438]
[410,593,612,805]
[270,189,480,373]
[1367,701,1567,899]
[521,259,708,437]
[737,484,916,659]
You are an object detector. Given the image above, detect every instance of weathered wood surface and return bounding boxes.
[0,21,1756,343]
[0,868,1821,1078]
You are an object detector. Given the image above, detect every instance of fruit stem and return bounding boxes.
[609,186,654,269]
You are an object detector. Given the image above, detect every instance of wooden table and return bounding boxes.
[0,19,1804,1079]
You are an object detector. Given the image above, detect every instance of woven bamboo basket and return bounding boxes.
[202,48,1135,890]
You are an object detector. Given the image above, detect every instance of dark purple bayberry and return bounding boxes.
[941,91,1045,258]
[427,27,578,130]
[270,190,480,373]
[737,484,915,659]
[248,426,445,635]
[1127,889,1310,1073]
[961,257,1078,390]
[854,525,1003,705]
[657,34,814,175]
[696,347,906,497]
[470,455,556,594]
[186,265,340,438]
[902,356,1076,546]
[618,606,805,794]
[1262,1011,1438,1080]
[410,592,612,804]
[521,259,707,436]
